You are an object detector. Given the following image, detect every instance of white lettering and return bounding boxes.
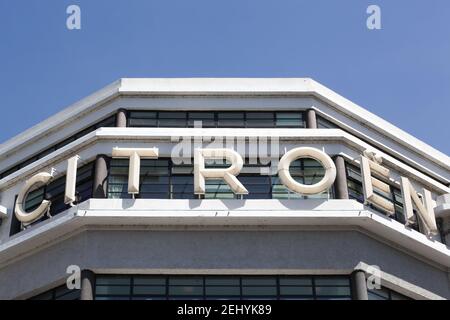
[194,148,248,195]
[278,147,336,195]
[112,147,159,195]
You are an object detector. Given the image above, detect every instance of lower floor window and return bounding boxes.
[94,275,352,300]
[368,287,410,300]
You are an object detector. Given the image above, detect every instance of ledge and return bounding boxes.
[0,199,449,270]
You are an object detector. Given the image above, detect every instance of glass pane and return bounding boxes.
[129,111,157,119]
[205,287,241,296]
[280,287,313,296]
[242,277,277,286]
[169,286,203,296]
[169,277,203,286]
[95,286,131,295]
[129,118,157,127]
[276,112,303,127]
[217,112,244,127]
[368,288,390,299]
[242,287,277,296]
[315,287,351,296]
[315,277,350,286]
[159,112,187,119]
[96,276,131,285]
[133,286,166,295]
[368,292,388,300]
[205,277,240,286]
[279,277,312,286]
[133,277,166,285]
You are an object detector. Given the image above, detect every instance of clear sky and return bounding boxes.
[0,0,449,155]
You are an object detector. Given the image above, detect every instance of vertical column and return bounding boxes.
[306,109,317,129]
[334,156,349,200]
[435,194,450,245]
[438,217,450,245]
[93,155,109,199]
[80,270,95,300]
[116,109,128,128]
[351,270,368,300]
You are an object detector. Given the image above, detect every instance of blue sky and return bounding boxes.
[0,0,449,154]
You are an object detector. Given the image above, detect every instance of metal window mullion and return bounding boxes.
[129,276,134,300]
[312,277,317,300]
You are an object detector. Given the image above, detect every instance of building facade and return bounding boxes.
[0,78,449,300]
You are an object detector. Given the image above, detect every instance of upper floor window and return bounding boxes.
[107,158,333,200]
[29,284,80,300]
[10,162,95,236]
[317,116,338,129]
[128,111,306,129]
[0,115,116,180]
[345,162,420,230]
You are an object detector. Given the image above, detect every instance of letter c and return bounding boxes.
[15,171,54,223]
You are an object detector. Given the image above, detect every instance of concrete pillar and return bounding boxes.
[93,155,109,199]
[116,109,127,128]
[333,156,349,200]
[80,270,95,300]
[435,194,450,245]
[351,270,368,300]
[306,109,317,129]
[438,218,450,245]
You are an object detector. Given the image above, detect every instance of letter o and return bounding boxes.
[278,147,336,195]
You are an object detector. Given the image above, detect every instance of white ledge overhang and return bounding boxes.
[1,128,448,194]
[0,199,449,270]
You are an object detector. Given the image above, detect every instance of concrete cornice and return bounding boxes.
[0,199,449,272]
[0,78,448,177]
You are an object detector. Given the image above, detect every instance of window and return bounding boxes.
[317,116,338,129]
[107,158,333,200]
[159,112,187,127]
[127,111,306,129]
[272,159,331,200]
[94,275,352,300]
[276,112,304,128]
[245,112,274,128]
[11,162,95,235]
[0,115,116,180]
[368,287,411,300]
[217,112,245,128]
[128,111,157,127]
[188,112,215,128]
[345,162,419,230]
[29,284,80,300]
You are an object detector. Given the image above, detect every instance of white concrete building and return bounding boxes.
[0,78,449,300]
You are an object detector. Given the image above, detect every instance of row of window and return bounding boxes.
[128,111,306,128]
[95,275,352,300]
[107,158,330,200]
[10,162,95,236]
[30,275,411,300]
[345,163,420,231]
[0,111,335,181]
[0,115,116,180]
